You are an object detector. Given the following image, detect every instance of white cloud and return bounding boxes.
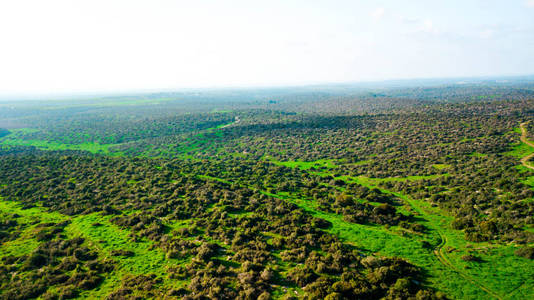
[525,0,534,7]
[371,7,385,20]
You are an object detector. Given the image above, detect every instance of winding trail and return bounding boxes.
[519,122,534,170]
[200,161,523,298]
[218,117,240,129]
[372,184,504,300]
[432,233,503,300]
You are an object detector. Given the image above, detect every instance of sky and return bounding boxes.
[0,0,534,96]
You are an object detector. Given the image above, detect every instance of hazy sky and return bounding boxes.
[1,0,534,95]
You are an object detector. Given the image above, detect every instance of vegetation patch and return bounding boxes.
[268,158,337,170]
[0,136,117,154]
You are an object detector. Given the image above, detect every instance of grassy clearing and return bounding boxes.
[432,164,451,170]
[4,128,40,134]
[0,199,68,257]
[0,120,233,157]
[68,214,187,298]
[210,109,233,113]
[198,174,233,184]
[66,214,181,275]
[0,199,65,223]
[505,143,534,158]
[0,198,188,298]
[136,121,234,158]
[268,158,337,170]
[357,174,447,182]
[0,200,67,259]
[522,176,534,188]
[0,138,117,154]
[0,129,120,154]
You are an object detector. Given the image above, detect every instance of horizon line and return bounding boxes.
[1,73,534,101]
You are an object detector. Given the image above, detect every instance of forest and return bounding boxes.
[0,80,533,299]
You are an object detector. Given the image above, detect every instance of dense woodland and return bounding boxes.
[0,81,533,299]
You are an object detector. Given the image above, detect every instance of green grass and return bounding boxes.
[268,158,337,170]
[352,160,372,166]
[0,199,67,258]
[210,109,233,113]
[198,174,232,184]
[0,198,188,298]
[1,138,116,153]
[0,122,235,157]
[505,143,534,158]
[0,129,120,154]
[356,174,447,182]
[136,121,234,158]
[432,164,451,170]
[66,214,182,274]
[5,128,40,134]
[523,176,534,188]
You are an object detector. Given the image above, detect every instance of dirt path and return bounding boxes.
[219,117,240,129]
[199,170,506,299]
[387,189,504,299]
[519,122,534,170]
[433,233,503,300]
[416,121,533,299]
